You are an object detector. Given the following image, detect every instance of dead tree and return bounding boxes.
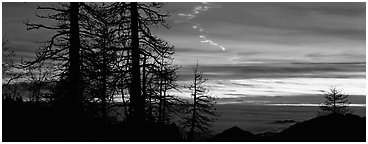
[110,2,173,123]
[2,36,24,99]
[25,2,83,114]
[2,36,23,86]
[182,62,217,141]
[24,60,55,104]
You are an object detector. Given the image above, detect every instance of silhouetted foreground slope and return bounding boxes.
[272,113,366,142]
[3,98,365,142]
[3,99,182,142]
[210,113,365,142]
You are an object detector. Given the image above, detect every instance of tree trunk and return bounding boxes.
[68,2,81,115]
[121,87,129,119]
[148,85,153,122]
[142,55,147,113]
[35,83,42,106]
[158,63,163,123]
[162,70,167,123]
[101,29,107,121]
[333,93,336,114]
[189,72,197,142]
[129,2,145,123]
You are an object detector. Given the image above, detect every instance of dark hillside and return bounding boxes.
[210,113,365,142]
[209,126,258,141]
[272,113,365,142]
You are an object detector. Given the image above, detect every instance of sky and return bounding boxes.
[2,2,366,101]
[157,2,366,65]
[3,2,366,65]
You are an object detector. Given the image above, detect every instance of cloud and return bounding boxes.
[177,63,365,81]
[175,77,365,98]
[192,3,365,41]
[175,46,222,54]
[305,52,366,60]
[282,2,365,17]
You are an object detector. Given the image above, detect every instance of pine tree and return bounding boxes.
[319,86,350,115]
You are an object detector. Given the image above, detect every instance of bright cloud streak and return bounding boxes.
[266,103,366,107]
[172,78,366,99]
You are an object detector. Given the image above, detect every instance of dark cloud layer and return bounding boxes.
[196,2,365,39]
[178,63,365,80]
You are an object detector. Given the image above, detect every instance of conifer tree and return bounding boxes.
[319,87,350,115]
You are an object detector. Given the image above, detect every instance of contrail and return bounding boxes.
[175,2,240,64]
[176,2,226,52]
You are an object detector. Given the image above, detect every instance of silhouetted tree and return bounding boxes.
[2,36,14,84]
[319,87,350,115]
[2,36,23,86]
[24,60,56,104]
[79,2,122,121]
[4,2,184,141]
[128,2,144,123]
[112,2,173,123]
[79,2,178,123]
[24,1,179,125]
[156,56,183,124]
[143,47,183,124]
[24,2,83,114]
[68,2,82,114]
[182,62,217,141]
[2,36,24,100]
